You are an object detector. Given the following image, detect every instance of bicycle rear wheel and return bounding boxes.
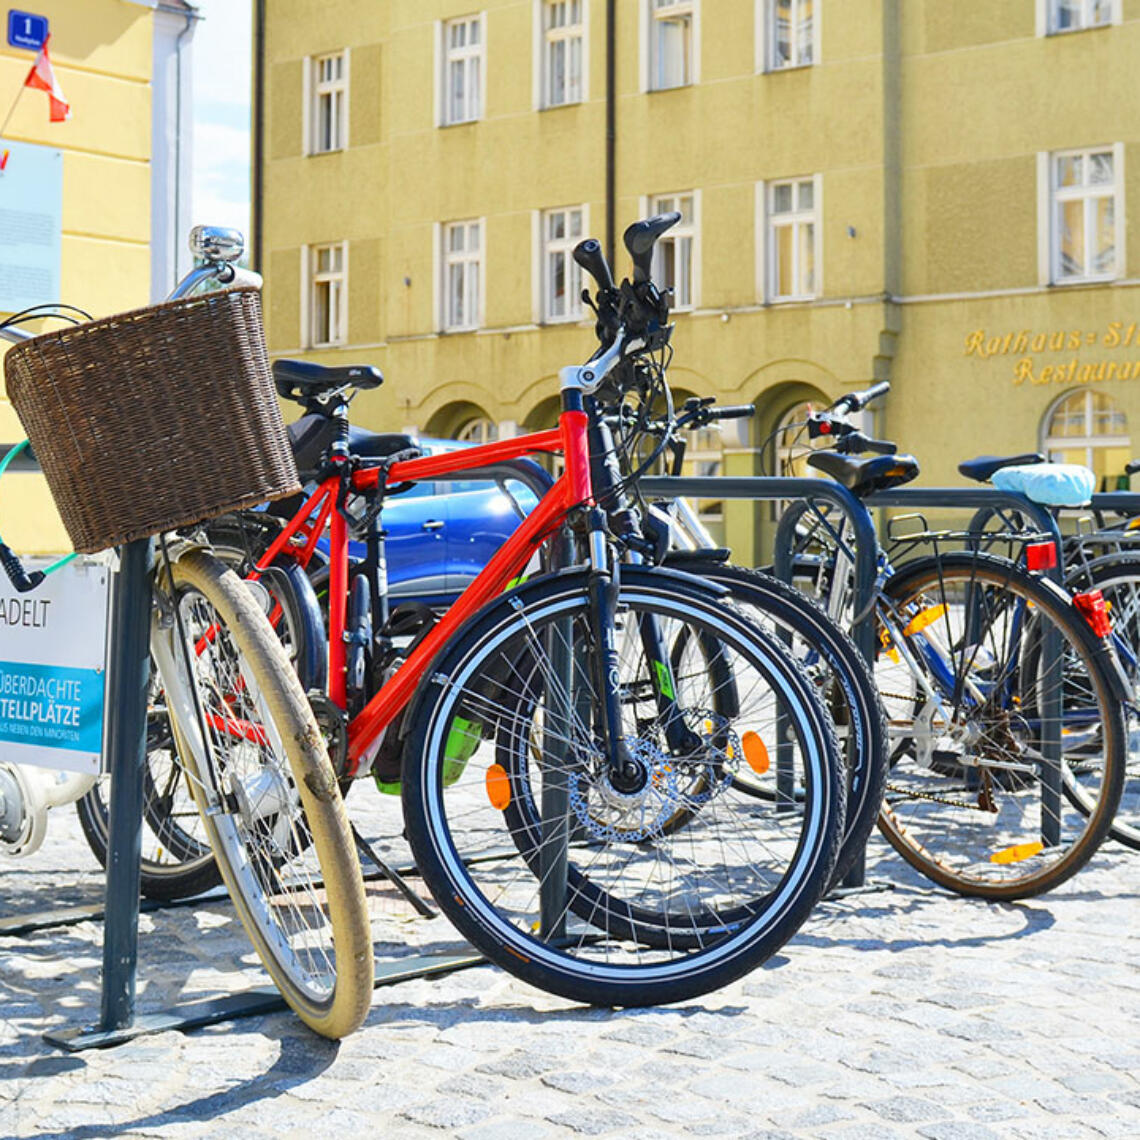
[876,552,1124,899]
[401,567,844,1007]
[151,549,372,1037]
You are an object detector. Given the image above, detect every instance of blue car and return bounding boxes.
[331,439,539,607]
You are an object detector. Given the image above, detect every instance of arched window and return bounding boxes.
[455,416,499,446]
[1042,390,1131,490]
[772,399,830,477]
[682,422,725,544]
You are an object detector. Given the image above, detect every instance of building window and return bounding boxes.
[442,220,482,331]
[541,1,584,107]
[1042,389,1130,489]
[307,51,346,155]
[543,206,586,322]
[1050,147,1121,283]
[308,243,347,347]
[443,15,484,125]
[649,0,695,90]
[768,176,820,300]
[1046,0,1116,34]
[456,416,500,445]
[650,192,697,310]
[765,0,816,70]
[682,423,725,543]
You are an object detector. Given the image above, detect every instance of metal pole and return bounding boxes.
[98,538,153,1032]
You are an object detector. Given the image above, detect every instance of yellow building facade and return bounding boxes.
[258,0,1140,562]
[0,0,192,553]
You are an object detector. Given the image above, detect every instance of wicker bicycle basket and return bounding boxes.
[4,286,300,553]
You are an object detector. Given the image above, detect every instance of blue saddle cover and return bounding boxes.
[990,463,1096,507]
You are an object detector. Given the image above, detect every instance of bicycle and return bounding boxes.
[767,386,1128,898]
[0,228,374,1037]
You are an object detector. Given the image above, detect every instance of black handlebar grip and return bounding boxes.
[1125,459,1140,476]
[573,239,616,292]
[860,436,898,455]
[0,543,45,593]
[623,212,682,283]
[710,405,756,420]
[833,380,891,414]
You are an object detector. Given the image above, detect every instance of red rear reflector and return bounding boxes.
[1025,542,1058,572]
[1073,590,1112,638]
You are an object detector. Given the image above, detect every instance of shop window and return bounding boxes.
[1042,389,1131,489]
[455,416,499,445]
[1044,0,1116,34]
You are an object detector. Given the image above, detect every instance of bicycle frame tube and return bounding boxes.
[332,409,591,772]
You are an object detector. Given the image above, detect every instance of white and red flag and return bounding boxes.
[24,35,70,123]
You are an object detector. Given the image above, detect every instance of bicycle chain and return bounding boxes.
[885,782,997,813]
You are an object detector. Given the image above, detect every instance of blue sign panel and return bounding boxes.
[7,9,47,51]
[0,660,105,755]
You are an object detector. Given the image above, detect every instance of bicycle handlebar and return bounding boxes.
[832,381,890,415]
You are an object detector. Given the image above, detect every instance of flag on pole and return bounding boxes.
[24,35,70,123]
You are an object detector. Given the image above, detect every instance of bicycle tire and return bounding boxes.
[401,567,845,1007]
[665,557,889,888]
[876,551,1125,899]
[151,549,372,1037]
[75,528,326,900]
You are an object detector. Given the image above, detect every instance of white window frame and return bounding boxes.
[640,0,700,92]
[540,204,589,323]
[535,0,588,110]
[757,0,820,73]
[439,219,484,332]
[437,14,486,127]
[1041,389,1130,478]
[1036,0,1120,36]
[1038,144,1124,285]
[302,50,349,156]
[645,191,699,311]
[303,241,349,348]
[764,175,822,302]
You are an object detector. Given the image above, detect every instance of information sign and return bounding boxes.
[7,9,47,50]
[0,559,110,775]
[0,139,63,314]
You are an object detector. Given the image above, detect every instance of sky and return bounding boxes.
[190,0,253,240]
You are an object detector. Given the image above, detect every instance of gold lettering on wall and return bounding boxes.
[964,324,1140,385]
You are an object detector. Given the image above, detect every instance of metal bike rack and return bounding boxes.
[641,476,881,888]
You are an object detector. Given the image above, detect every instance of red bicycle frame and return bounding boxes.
[253,407,592,775]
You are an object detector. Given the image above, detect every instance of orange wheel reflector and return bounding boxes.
[485,763,511,810]
[990,840,1045,865]
[742,731,770,775]
[903,604,947,637]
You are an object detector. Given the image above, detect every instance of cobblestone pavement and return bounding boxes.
[2,796,1140,1140]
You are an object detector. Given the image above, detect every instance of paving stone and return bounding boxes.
[861,1095,948,1123]
[544,1107,641,1135]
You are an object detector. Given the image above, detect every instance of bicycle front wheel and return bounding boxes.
[401,567,845,1007]
[150,550,372,1038]
[876,552,1125,899]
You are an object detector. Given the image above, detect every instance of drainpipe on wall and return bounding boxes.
[605,0,616,271]
[167,4,197,284]
[252,0,266,273]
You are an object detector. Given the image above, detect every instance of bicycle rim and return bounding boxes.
[876,553,1124,899]
[151,550,372,1037]
[402,569,843,1006]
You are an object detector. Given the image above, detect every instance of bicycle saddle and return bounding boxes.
[807,452,920,497]
[287,414,418,478]
[274,359,384,403]
[958,453,1045,483]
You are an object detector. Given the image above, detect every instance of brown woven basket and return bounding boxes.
[4,286,300,553]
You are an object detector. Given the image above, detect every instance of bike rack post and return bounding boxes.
[641,476,881,889]
[45,538,153,1050]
